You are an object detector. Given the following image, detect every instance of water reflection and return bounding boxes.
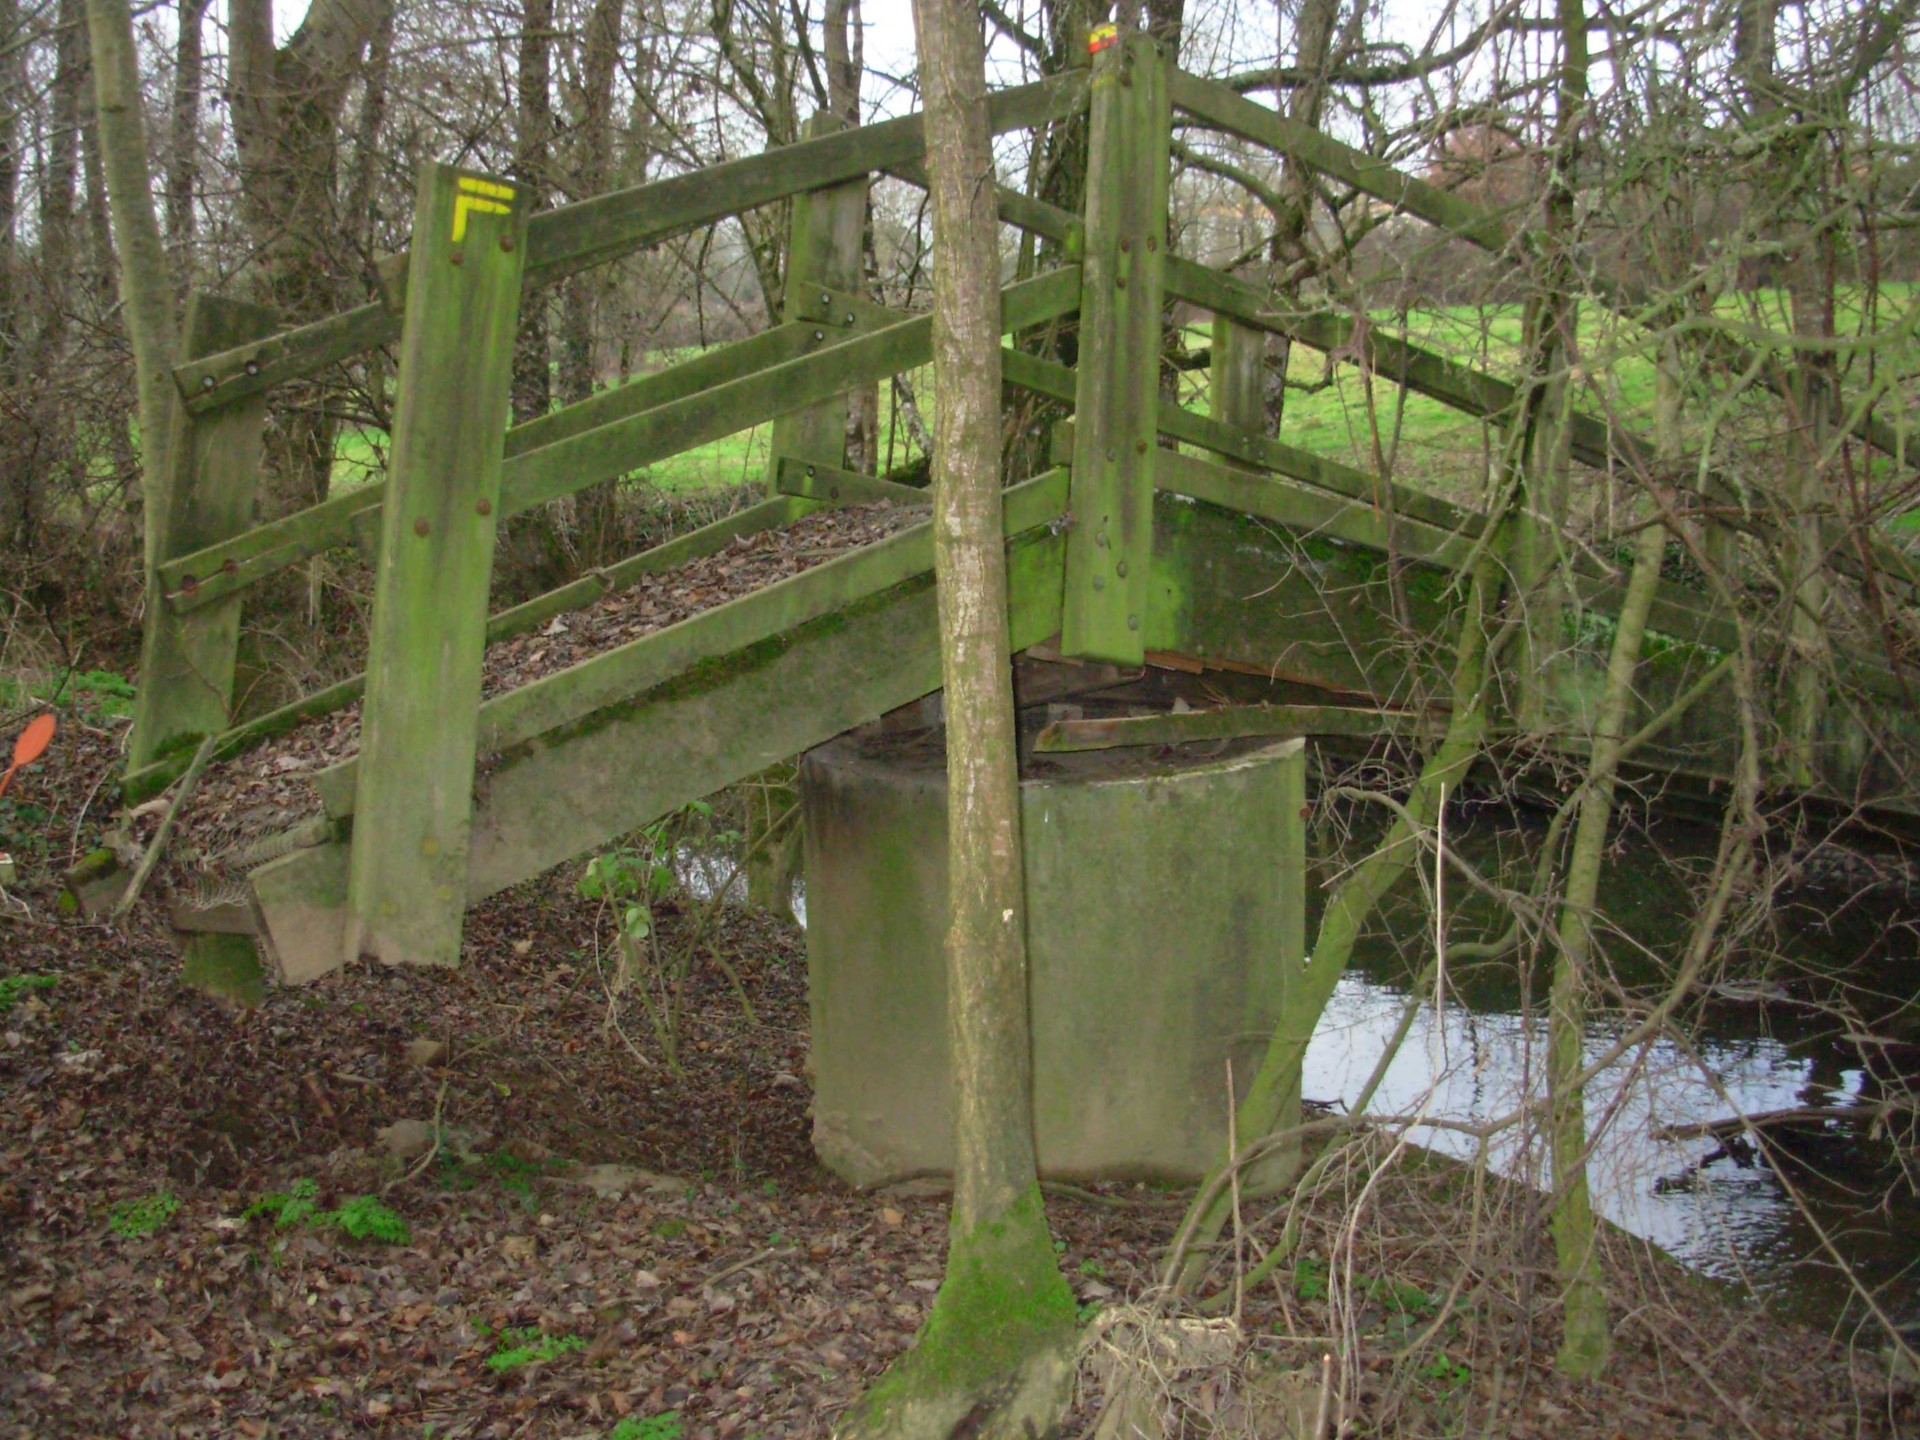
[1302,971,1894,1319]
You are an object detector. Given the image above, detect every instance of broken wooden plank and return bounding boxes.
[773,457,929,507]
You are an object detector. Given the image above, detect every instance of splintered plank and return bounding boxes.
[345,165,529,970]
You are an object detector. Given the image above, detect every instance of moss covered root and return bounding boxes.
[838,1185,1078,1439]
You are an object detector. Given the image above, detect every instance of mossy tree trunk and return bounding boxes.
[838,0,1077,1433]
[84,0,179,577]
[1545,513,1667,1379]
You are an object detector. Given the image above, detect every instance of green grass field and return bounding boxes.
[320,285,1918,515]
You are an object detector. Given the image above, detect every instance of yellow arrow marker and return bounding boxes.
[452,176,516,242]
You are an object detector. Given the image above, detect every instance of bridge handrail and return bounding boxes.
[173,73,1090,416]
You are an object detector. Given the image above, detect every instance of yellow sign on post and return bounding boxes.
[452,176,516,242]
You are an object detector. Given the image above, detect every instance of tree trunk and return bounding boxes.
[838,0,1077,1433]
[562,0,624,558]
[229,0,394,515]
[165,0,209,264]
[1545,517,1666,1380]
[85,0,179,575]
[511,0,554,426]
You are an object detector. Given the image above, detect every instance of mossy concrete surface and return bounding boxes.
[802,732,1307,1187]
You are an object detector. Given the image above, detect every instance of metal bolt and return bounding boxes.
[820,291,832,307]
[845,312,855,325]
[221,558,238,575]
[476,498,493,516]
[201,376,216,391]
[1096,528,1109,548]
[807,465,818,478]
[1127,613,1140,631]
[1116,275,1127,289]
[450,250,464,266]
[500,236,515,252]
[1146,235,1158,252]
[180,573,199,594]
[1116,560,1129,578]
[244,360,261,377]
[1092,574,1106,591]
[830,486,841,499]
[413,518,430,537]
[1136,438,1148,454]
[1106,448,1118,463]
[1120,239,1131,253]
[813,329,825,342]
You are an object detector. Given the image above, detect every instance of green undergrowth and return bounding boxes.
[109,1190,181,1238]
[480,1324,585,1373]
[606,1411,683,1440]
[0,974,57,1010]
[0,668,136,722]
[244,1178,410,1244]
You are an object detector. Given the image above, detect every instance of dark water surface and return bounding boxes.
[1306,815,1920,1334]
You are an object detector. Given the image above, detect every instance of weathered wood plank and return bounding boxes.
[1064,31,1171,664]
[774,457,930,507]
[123,498,811,806]
[345,165,529,970]
[1035,702,1433,752]
[163,268,1081,610]
[129,294,278,771]
[884,158,1081,249]
[248,525,1069,983]
[176,74,1089,415]
[312,468,1070,816]
[766,112,869,497]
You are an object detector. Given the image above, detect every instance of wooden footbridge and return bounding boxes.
[121,33,1920,990]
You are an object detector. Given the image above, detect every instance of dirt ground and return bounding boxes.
[1,704,1916,1439]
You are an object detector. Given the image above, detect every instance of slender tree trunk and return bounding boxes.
[511,0,554,426]
[839,0,1077,1432]
[824,0,879,473]
[165,0,209,266]
[85,0,179,575]
[1262,0,1341,427]
[563,0,624,557]
[1545,516,1666,1379]
[1172,554,1502,1293]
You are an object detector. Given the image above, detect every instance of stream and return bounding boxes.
[678,815,1920,1335]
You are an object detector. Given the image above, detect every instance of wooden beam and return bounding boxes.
[122,497,810,805]
[161,267,1081,610]
[766,111,869,498]
[1168,70,1517,253]
[309,468,1070,818]
[248,525,1069,985]
[1064,31,1171,664]
[1035,702,1433,752]
[773,456,930,507]
[175,74,1089,415]
[128,294,278,771]
[345,164,529,970]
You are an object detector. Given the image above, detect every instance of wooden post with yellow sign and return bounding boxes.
[1063,25,1170,665]
[346,166,529,968]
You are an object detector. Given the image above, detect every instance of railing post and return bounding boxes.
[1209,315,1265,458]
[765,112,868,494]
[128,294,278,771]
[1063,28,1170,665]
[346,165,529,968]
